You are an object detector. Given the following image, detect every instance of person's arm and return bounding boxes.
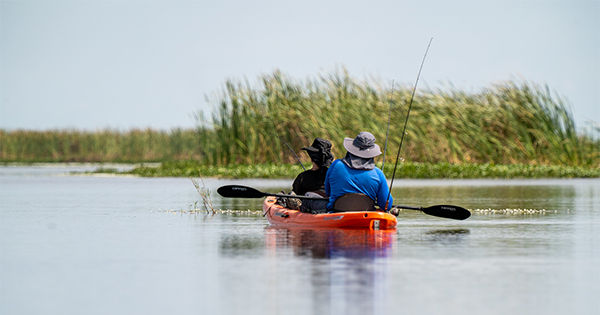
[292,174,301,194]
[324,160,337,196]
[376,170,393,210]
[324,168,331,196]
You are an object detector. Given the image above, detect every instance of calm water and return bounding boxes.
[1,165,599,315]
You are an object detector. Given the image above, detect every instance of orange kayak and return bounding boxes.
[262,196,397,229]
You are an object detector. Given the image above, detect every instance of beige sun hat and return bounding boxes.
[343,131,382,158]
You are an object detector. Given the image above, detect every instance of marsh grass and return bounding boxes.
[0,128,201,163]
[198,68,599,168]
[2,68,599,170]
[105,161,598,179]
[191,176,215,213]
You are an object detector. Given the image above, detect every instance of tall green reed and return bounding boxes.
[197,68,599,168]
[0,128,203,162]
[2,69,598,167]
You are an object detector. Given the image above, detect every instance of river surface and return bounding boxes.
[1,165,599,315]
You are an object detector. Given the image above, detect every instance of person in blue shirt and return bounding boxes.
[325,131,393,211]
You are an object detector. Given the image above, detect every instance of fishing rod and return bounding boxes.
[385,37,433,208]
[270,132,306,171]
[381,79,395,174]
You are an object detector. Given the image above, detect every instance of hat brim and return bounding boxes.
[302,146,319,152]
[343,137,382,158]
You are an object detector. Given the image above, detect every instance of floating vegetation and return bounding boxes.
[469,208,568,215]
[393,207,571,216]
[92,161,599,179]
[161,207,566,217]
[158,208,263,216]
[124,161,302,178]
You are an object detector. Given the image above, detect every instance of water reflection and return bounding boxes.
[219,234,264,257]
[217,197,265,211]
[393,184,578,210]
[265,227,395,314]
[423,229,470,244]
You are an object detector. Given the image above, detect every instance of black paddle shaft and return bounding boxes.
[216,185,471,220]
[217,185,326,200]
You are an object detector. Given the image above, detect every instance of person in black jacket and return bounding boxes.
[288,138,333,212]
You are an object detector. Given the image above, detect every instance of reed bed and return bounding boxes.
[0,128,202,162]
[198,69,599,168]
[2,68,599,170]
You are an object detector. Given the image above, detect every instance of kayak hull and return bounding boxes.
[262,196,397,229]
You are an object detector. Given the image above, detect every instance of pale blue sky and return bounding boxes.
[1,0,598,131]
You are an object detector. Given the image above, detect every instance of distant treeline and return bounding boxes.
[2,69,599,167]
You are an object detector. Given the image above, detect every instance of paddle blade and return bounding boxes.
[422,205,471,220]
[217,185,266,198]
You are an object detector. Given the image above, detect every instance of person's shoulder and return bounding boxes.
[296,169,315,178]
[330,159,343,168]
[374,167,386,178]
[325,159,343,176]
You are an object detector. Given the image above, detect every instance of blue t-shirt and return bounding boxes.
[324,159,393,210]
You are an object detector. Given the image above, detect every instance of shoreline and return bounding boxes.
[44,161,600,180]
[2,163,599,184]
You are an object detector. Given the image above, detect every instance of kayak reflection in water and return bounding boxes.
[279,138,334,213]
[265,226,395,259]
[265,226,395,314]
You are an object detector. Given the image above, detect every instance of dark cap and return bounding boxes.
[302,138,334,168]
[302,138,332,153]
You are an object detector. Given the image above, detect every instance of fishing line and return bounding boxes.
[386,37,433,209]
[381,79,395,174]
[270,132,306,171]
